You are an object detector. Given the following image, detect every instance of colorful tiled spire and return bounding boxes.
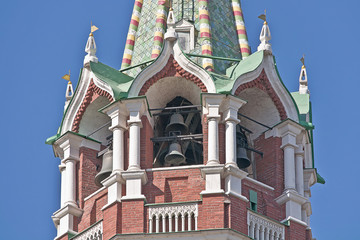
[231,0,250,59]
[199,0,214,71]
[151,0,169,59]
[121,0,144,69]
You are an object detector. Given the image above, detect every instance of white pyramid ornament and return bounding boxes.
[84,33,98,66]
[257,21,272,53]
[299,65,309,94]
[164,8,178,42]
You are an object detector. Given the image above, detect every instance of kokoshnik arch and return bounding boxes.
[46,1,324,239]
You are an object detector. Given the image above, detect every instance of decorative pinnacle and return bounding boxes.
[90,21,99,36]
[301,55,305,68]
[258,9,267,24]
[62,70,71,84]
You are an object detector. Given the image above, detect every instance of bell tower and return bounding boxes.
[47,1,323,239]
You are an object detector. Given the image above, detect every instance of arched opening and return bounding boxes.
[152,96,203,167]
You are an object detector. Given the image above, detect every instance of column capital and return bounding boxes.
[101,100,128,130]
[54,132,84,162]
[221,95,247,123]
[202,93,225,119]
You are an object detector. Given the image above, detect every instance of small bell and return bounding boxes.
[164,142,186,166]
[165,113,188,135]
[95,149,113,187]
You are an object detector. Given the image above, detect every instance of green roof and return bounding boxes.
[209,50,264,93]
[291,92,310,115]
[90,61,134,100]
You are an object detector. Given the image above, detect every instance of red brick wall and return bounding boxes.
[202,115,208,165]
[77,189,107,232]
[254,134,284,197]
[198,194,226,230]
[144,168,204,204]
[102,202,122,240]
[78,147,103,208]
[121,200,145,234]
[228,195,248,233]
[242,178,285,222]
[140,115,153,169]
[286,220,307,240]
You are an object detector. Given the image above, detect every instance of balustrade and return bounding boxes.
[148,202,198,233]
[247,211,284,240]
[72,221,103,240]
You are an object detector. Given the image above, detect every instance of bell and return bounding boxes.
[236,146,251,169]
[165,142,186,166]
[95,149,113,187]
[165,113,188,135]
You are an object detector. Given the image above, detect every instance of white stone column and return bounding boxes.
[128,121,141,171]
[53,133,84,237]
[101,102,128,207]
[64,159,77,206]
[283,143,296,191]
[225,120,237,166]
[121,98,148,200]
[275,121,307,222]
[112,127,125,172]
[207,117,219,165]
[59,164,66,208]
[295,147,305,196]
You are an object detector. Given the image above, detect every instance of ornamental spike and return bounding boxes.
[299,55,309,94]
[84,22,99,66]
[257,11,272,53]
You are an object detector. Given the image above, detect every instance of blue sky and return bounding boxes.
[0,0,358,239]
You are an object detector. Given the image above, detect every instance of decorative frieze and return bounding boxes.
[72,221,103,240]
[247,211,285,240]
[148,202,198,233]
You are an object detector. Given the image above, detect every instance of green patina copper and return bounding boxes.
[90,61,134,101]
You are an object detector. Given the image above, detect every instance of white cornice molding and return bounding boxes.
[53,203,84,219]
[275,189,307,206]
[244,177,275,191]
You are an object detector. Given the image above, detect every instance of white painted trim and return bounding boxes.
[231,53,299,122]
[84,187,106,202]
[128,40,217,98]
[146,164,204,172]
[281,216,308,227]
[245,177,275,191]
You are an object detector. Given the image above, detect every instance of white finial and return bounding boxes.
[84,22,99,66]
[164,8,178,42]
[299,55,309,94]
[62,70,74,111]
[257,10,272,53]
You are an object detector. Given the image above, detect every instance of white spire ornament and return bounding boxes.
[84,22,99,66]
[257,10,272,53]
[299,55,309,94]
[164,7,178,42]
[62,70,74,111]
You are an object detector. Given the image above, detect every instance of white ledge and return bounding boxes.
[84,186,106,202]
[245,177,275,191]
[146,164,204,172]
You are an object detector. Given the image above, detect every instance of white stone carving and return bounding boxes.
[247,211,285,240]
[148,202,198,233]
[72,221,103,240]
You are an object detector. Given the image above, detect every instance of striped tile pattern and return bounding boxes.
[199,0,214,71]
[231,0,250,58]
[121,0,144,69]
[151,0,169,59]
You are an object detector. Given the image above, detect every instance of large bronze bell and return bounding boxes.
[236,146,251,168]
[165,113,188,135]
[164,142,186,166]
[95,149,113,187]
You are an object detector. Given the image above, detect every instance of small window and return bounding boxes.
[249,190,258,212]
[178,32,190,53]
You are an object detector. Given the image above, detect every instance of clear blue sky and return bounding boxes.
[0,0,358,239]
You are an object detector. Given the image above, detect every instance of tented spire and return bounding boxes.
[164,7,178,42]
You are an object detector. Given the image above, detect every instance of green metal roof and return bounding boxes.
[291,92,310,115]
[209,50,264,94]
[90,61,134,100]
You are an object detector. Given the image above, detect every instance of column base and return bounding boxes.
[200,164,224,195]
[52,204,83,238]
[276,189,307,221]
[121,170,147,200]
[224,165,248,202]
[102,172,124,208]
